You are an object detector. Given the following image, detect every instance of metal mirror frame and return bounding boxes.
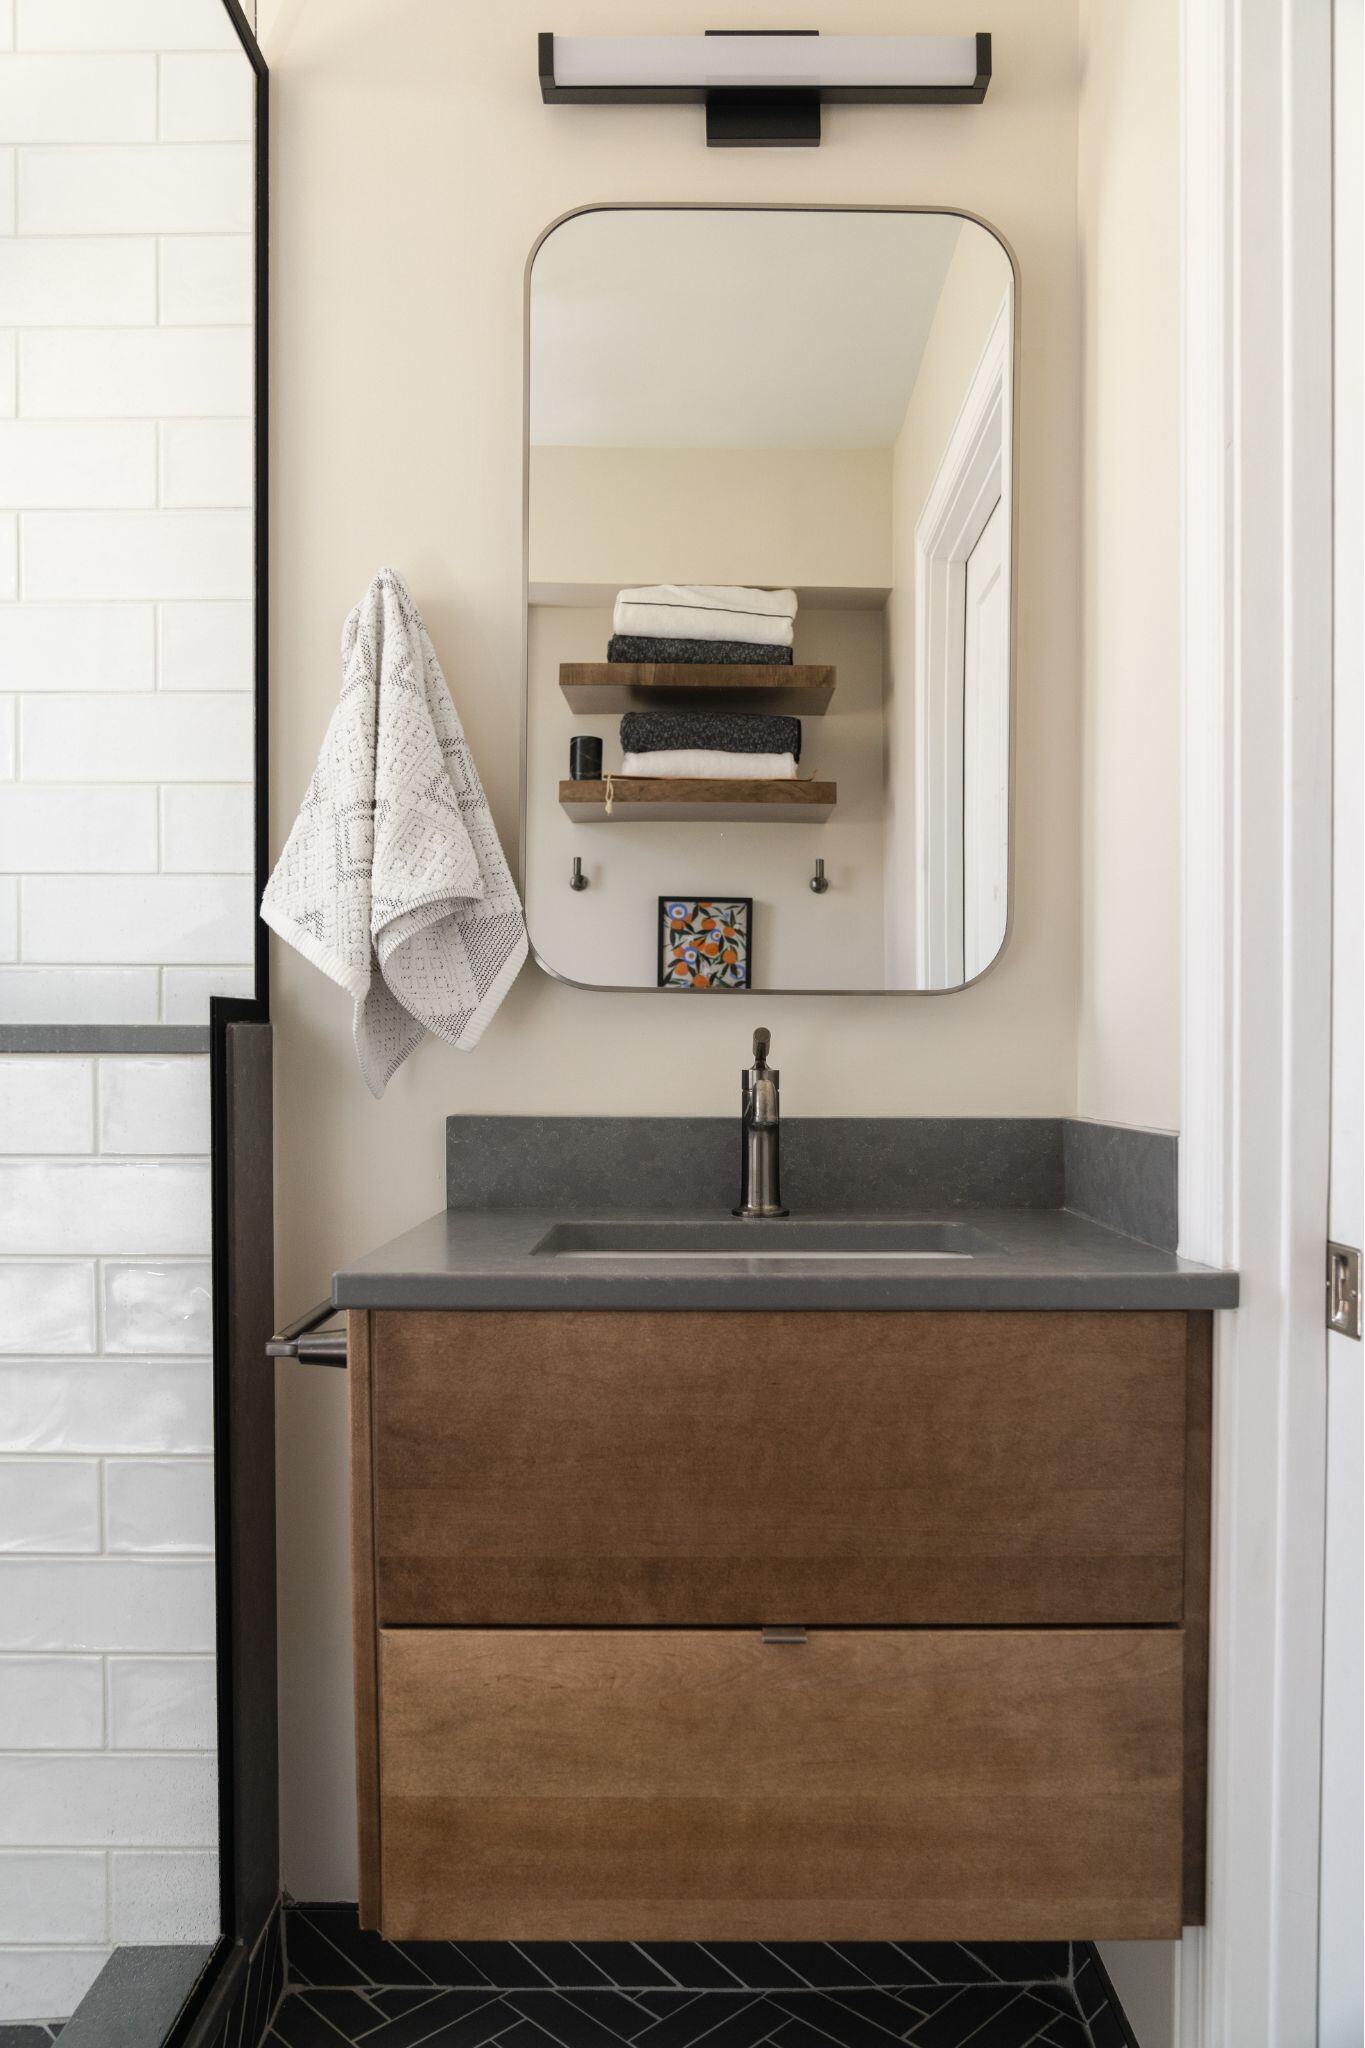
[520,201,1021,998]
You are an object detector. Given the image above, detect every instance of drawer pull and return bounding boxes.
[762,1626,808,1646]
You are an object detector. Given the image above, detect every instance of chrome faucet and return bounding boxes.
[735,1027,788,1218]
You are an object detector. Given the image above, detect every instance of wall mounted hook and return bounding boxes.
[809,858,829,895]
[570,856,589,891]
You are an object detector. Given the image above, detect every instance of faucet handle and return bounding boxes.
[752,1026,771,1066]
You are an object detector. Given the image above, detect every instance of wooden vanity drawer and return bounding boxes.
[374,1625,1186,1941]
[366,1309,1194,1626]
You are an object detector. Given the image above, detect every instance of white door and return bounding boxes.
[962,495,1009,981]
[1320,0,1363,2036]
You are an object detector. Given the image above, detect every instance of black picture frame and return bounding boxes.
[657,896,754,991]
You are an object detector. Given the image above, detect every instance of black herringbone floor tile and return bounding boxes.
[298,1991,389,2038]
[504,1991,649,2048]
[633,1994,761,2048]
[368,1992,452,2019]
[902,1986,1029,2047]
[957,1947,1071,1987]
[1069,1960,1105,2025]
[769,2020,856,2048]
[630,1997,704,2023]
[635,1950,747,1991]
[1085,2005,1125,2048]
[823,1950,934,1992]
[755,1949,877,1990]
[958,1992,1070,2047]
[1034,2015,1091,2048]
[697,1950,809,1992]
[568,1950,679,1991]
[274,1912,1121,2048]
[890,1991,960,2023]
[517,1949,618,1990]
[271,1996,355,2047]
[286,1911,424,1988]
[267,1982,1100,2048]
[395,1947,495,1989]
[679,2000,784,2048]
[768,1991,907,2047]
[553,1991,665,2040]
[889,1952,996,1989]
[454,1949,555,1990]
[824,1989,922,2036]
[359,1991,512,2048]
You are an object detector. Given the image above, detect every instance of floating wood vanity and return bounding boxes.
[344,1302,1213,1945]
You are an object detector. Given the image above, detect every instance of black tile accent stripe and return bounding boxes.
[259,1911,1139,2048]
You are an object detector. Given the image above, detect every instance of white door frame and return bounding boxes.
[913,293,1012,987]
[1179,0,1335,2042]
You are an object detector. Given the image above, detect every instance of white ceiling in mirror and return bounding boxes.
[530,208,963,449]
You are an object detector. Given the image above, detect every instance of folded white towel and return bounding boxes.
[262,568,528,1096]
[620,750,798,780]
[613,584,797,650]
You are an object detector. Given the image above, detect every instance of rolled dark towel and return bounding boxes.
[619,710,801,763]
[607,634,794,667]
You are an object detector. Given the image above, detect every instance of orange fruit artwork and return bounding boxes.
[658,897,752,991]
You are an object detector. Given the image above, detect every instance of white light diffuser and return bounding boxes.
[549,34,982,92]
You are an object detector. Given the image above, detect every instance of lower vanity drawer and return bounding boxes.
[372,1626,1186,1942]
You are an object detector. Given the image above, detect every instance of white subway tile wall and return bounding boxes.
[0,14,255,1029]
[0,1055,217,2017]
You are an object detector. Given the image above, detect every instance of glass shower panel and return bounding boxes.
[0,0,260,2026]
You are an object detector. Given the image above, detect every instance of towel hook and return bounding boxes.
[570,856,589,892]
[809,858,829,895]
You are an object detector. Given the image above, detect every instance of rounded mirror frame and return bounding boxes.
[520,201,1020,998]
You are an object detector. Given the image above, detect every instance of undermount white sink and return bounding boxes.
[531,1219,1002,1261]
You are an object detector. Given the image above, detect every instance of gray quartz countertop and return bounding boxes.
[332,1205,1239,1313]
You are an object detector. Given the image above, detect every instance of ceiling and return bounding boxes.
[529,208,973,450]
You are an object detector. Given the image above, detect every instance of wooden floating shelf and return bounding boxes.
[559,777,837,825]
[559,661,834,715]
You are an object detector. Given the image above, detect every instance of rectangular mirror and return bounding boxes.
[524,205,1015,994]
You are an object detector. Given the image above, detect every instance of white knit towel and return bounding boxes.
[620,750,798,780]
[612,584,797,649]
[261,568,528,1096]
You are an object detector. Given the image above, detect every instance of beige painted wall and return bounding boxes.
[258,0,1083,1897]
[885,224,1014,984]
[1079,0,1182,2026]
[529,446,891,593]
[1076,0,1182,1131]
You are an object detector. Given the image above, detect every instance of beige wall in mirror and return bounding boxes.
[525,208,1014,992]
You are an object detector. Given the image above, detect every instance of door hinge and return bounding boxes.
[1327,1243,1362,1339]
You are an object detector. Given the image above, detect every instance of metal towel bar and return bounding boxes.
[267,1300,348,1368]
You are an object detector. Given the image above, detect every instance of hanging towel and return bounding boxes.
[620,709,802,762]
[620,750,798,780]
[607,633,794,667]
[612,584,797,650]
[261,568,528,1096]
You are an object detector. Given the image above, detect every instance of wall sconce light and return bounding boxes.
[538,31,991,147]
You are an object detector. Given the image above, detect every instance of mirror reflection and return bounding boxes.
[525,207,1013,993]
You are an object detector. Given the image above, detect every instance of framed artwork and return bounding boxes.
[657,897,753,991]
